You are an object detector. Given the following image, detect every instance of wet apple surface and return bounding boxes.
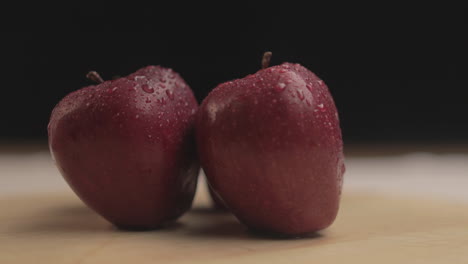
[196,55,345,236]
[48,66,199,229]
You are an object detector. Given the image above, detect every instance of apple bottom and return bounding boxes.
[52,136,199,230]
[64,164,199,231]
[204,156,342,236]
[232,195,340,237]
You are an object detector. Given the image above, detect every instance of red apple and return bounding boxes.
[196,53,345,236]
[48,66,199,230]
[207,182,227,210]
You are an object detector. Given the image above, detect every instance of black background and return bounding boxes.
[1,4,467,143]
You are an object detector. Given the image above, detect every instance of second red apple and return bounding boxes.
[196,53,345,236]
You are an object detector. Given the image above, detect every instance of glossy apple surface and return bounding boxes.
[196,62,345,236]
[48,66,199,229]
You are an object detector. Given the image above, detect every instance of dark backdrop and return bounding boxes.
[1,4,467,143]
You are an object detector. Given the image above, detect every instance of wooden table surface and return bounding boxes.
[1,144,468,263]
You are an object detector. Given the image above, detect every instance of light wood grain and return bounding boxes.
[1,190,467,263]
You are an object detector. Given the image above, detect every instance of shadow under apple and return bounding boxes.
[182,205,324,241]
[12,202,113,234]
[11,198,323,242]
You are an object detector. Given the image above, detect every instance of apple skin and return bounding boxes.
[207,182,227,210]
[48,66,199,230]
[196,63,345,236]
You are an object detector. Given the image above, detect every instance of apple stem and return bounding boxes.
[261,51,272,69]
[86,71,104,84]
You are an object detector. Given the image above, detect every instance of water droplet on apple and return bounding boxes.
[135,114,140,119]
[134,75,146,81]
[159,77,167,83]
[317,80,324,86]
[85,103,90,107]
[274,82,286,92]
[306,99,312,106]
[141,84,154,93]
[159,83,166,89]
[147,134,152,139]
[272,99,277,104]
[297,90,305,100]
[279,69,287,73]
[145,98,151,103]
[317,103,324,109]
[166,90,175,100]
[306,84,313,92]
[168,74,175,79]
